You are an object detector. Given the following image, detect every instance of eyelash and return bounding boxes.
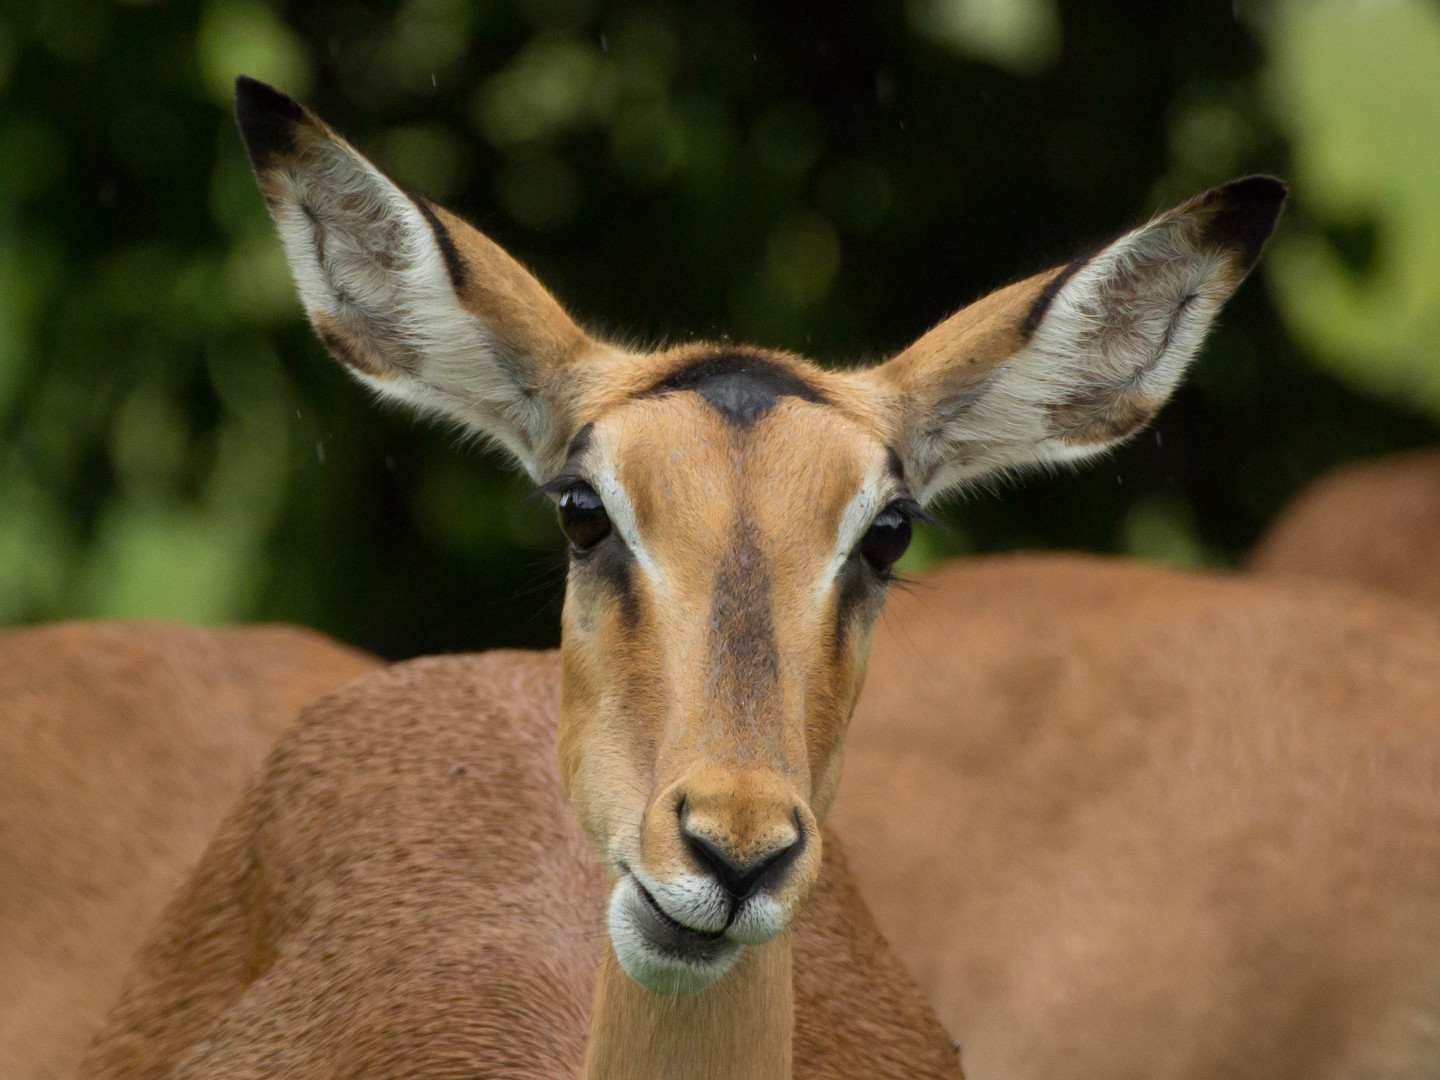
[533,474,592,500]
[887,498,929,525]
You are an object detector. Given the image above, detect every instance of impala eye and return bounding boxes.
[558,483,611,552]
[858,503,914,575]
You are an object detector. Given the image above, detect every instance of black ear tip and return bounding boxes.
[1202,174,1289,272]
[234,75,309,173]
[233,75,307,122]
[1216,174,1289,213]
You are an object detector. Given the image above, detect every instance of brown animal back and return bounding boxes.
[834,553,1440,1080]
[1249,449,1440,608]
[79,649,960,1080]
[0,621,378,1080]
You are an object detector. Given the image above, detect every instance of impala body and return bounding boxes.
[1250,448,1440,608]
[0,622,376,1080]
[836,554,1440,1080]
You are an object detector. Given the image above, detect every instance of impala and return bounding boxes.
[86,76,1282,1078]
[0,621,376,1080]
[834,552,1440,1079]
[1249,447,1440,608]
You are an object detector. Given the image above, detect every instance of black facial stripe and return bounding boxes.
[643,351,828,428]
[1019,252,1092,341]
[831,557,882,659]
[579,534,640,631]
[406,191,468,293]
[708,522,780,724]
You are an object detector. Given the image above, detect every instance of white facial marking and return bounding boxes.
[608,876,741,996]
[816,455,900,599]
[585,451,666,590]
[631,866,731,934]
[725,892,790,946]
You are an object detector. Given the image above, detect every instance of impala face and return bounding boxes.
[553,359,909,991]
[235,75,1284,994]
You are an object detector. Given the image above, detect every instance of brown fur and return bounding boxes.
[1249,449,1440,609]
[1047,386,1159,445]
[833,554,1440,1079]
[77,651,962,1080]
[583,935,796,1080]
[0,621,377,1080]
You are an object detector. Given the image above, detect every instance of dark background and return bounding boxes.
[2,0,1437,659]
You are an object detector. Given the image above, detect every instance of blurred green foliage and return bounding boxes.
[1,0,1437,658]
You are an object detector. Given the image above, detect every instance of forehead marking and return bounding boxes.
[706,521,781,744]
[642,351,828,428]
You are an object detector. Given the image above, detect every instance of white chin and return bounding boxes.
[607,877,742,995]
[724,892,789,946]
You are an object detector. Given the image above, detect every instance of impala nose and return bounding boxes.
[680,801,805,900]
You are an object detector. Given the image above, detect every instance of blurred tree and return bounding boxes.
[1260,0,1440,414]
[0,0,1436,658]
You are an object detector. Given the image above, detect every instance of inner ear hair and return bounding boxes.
[868,175,1286,501]
[234,76,607,481]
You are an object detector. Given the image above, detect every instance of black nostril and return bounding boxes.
[682,818,805,900]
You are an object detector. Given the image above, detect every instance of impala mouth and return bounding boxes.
[607,872,742,994]
[635,878,728,943]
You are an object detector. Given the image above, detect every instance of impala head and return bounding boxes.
[236,76,1284,994]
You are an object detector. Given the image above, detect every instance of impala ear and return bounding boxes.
[234,76,607,479]
[862,176,1286,501]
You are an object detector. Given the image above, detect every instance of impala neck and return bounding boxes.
[581,937,794,1080]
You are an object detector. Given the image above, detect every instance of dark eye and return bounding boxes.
[858,503,913,575]
[558,483,612,552]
